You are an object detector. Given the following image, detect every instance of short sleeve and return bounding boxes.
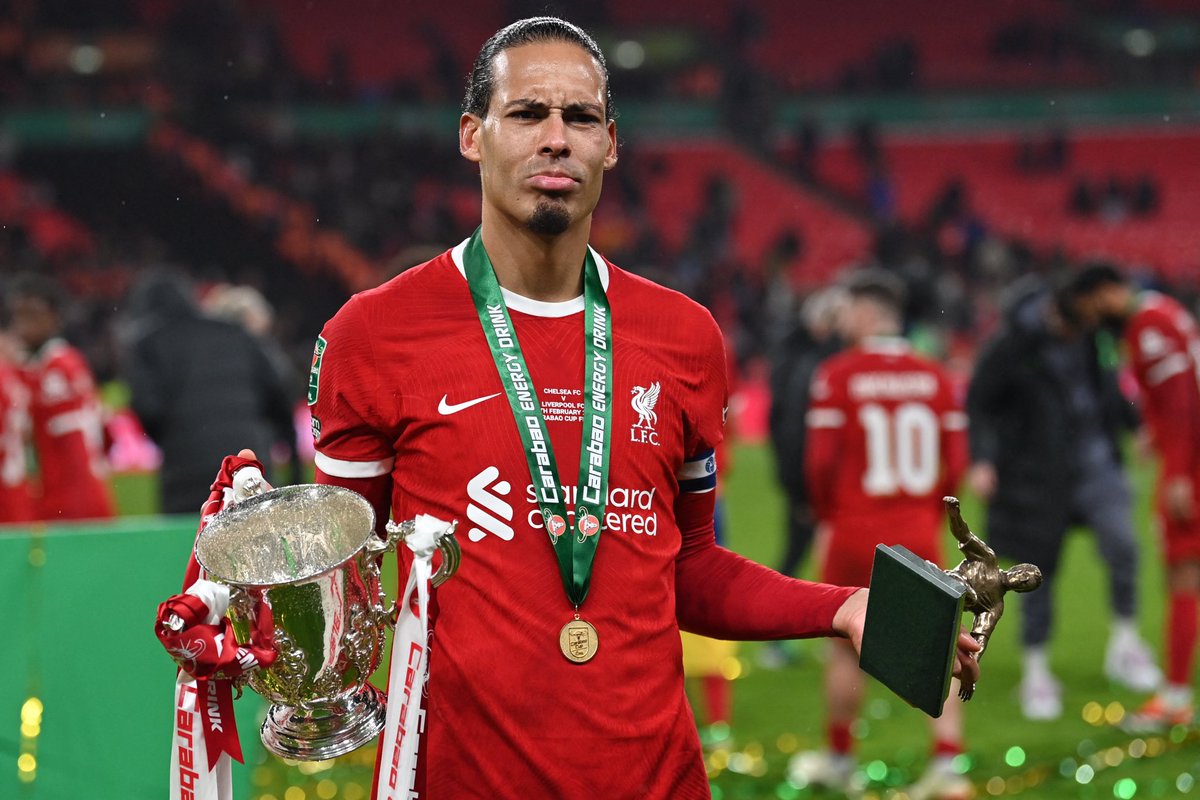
[1129,316,1189,388]
[308,297,396,479]
[805,361,846,431]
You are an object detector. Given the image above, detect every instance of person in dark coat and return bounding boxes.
[120,271,297,514]
[768,286,845,577]
[966,275,1159,720]
[759,287,844,670]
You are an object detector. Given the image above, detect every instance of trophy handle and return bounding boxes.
[365,519,460,627]
[429,521,462,587]
[378,519,461,588]
[212,586,265,697]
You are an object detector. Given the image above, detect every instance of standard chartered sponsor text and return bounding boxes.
[525,482,658,535]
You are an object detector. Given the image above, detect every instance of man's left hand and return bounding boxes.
[833,588,983,687]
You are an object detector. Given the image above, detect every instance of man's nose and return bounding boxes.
[539,113,570,157]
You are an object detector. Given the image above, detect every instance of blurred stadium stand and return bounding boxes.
[1,0,1198,382]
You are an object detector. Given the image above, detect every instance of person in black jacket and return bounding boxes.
[119,271,297,514]
[760,287,844,668]
[966,275,1159,720]
[768,287,846,574]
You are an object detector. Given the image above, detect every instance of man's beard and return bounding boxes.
[527,199,571,236]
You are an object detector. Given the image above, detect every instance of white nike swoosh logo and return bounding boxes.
[438,392,503,415]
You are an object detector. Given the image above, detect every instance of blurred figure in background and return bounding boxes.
[761,285,845,668]
[768,286,846,574]
[966,275,1158,721]
[0,329,35,524]
[204,282,303,486]
[119,271,296,513]
[203,283,275,338]
[7,273,115,521]
[791,269,971,800]
[1068,264,1198,731]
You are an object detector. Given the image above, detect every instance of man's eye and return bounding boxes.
[510,110,538,119]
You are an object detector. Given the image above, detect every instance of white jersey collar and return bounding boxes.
[28,337,69,366]
[450,238,610,319]
[861,335,911,355]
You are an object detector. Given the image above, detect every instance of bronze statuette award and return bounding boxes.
[860,497,1042,716]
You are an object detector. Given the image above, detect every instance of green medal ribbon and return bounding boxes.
[464,227,613,607]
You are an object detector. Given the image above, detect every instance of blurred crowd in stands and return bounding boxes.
[1,0,1199,509]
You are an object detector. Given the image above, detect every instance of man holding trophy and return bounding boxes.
[159,17,984,799]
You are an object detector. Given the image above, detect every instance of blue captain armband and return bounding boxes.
[677,448,717,494]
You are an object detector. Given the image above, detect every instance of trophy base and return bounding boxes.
[260,683,387,761]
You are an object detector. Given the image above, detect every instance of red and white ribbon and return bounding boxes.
[160,456,267,800]
[168,610,234,799]
[374,514,448,800]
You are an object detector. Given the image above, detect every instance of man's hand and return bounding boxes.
[1134,426,1155,462]
[833,589,984,687]
[1164,475,1195,522]
[966,462,997,500]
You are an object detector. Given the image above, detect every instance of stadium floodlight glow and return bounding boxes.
[69,44,104,74]
[1123,28,1157,58]
[613,40,645,70]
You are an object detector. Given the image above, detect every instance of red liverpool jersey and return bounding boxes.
[1125,291,1200,483]
[0,358,34,523]
[23,339,115,521]
[310,243,855,798]
[806,338,968,585]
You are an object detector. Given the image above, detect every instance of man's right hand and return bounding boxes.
[966,462,997,500]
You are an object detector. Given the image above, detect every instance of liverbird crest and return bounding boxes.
[631,382,661,430]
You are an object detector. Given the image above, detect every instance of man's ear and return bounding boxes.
[460,113,483,163]
[603,120,618,171]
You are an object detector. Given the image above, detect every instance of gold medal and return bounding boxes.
[559,618,599,663]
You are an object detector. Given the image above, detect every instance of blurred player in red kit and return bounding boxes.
[0,330,34,524]
[1069,264,1198,730]
[792,269,972,800]
[7,274,114,521]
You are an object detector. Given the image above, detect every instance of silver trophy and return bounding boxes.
[193,483,460,760]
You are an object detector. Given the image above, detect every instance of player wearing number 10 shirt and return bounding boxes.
[805,280,968,587]
[793,269,971,799]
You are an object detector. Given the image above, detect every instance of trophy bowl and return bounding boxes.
[195,483,396,761]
